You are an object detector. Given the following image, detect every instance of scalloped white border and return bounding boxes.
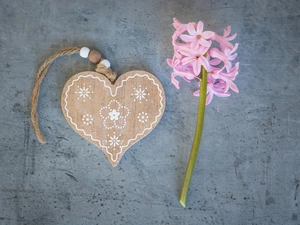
[63,74,164,162]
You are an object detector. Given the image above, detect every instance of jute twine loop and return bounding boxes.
[31,47,117,143]
[95,60,117,83]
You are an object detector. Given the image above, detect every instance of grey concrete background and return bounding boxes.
[0,0,299,224]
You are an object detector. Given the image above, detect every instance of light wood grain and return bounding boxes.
[61,70,165,167]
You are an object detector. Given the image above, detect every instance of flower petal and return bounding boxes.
[225,61,232,72]
[201,31,215,39]
[180,34,195,43]
[229,81,239,93]
[173,18,188,34]
[206,92,213,105]
[174,50,182,59]
[227,32,237,41]
[182,56,195,65]
[198,44,210,55]
[178,47,195,56]
[198,39,211,47]
[223,26,231,37]
[193,59,201,75]
[190,39,199,49]
[196,21,204,33]
[198,56,210,71]
[183,76,192,82]
[210,48,228,62]
[215,92,231,97]
[187,22,197,35]
[173,69,195,80]
[207,73,215,83]
[214,35,234,51]
[171,73,180,89]
[166,58,173,67]
[193,90,200,96]
[231,43,239,53]
[229,53,237,61]
[209,58,222,66]
[173,18,182,29]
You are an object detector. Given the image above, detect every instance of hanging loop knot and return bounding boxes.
[95,60,117,83]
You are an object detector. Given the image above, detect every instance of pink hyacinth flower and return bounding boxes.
[209,43,239,72]
[211,63,240,93]
[180,21,215,49]
[211,26,237,51]
[167,56,196,89]
[173,18,189,35]
[178,45,211,75]
[167,18,239,105]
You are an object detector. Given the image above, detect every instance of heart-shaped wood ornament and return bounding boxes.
[61,70,165,166]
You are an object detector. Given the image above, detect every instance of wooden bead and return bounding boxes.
[88,50,102,64]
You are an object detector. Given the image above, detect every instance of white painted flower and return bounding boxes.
[79,87,90,97]
[75,83,93,102]
[108,135,121,147]
[82,114,94,125]
[138,112,149,123]
[99,100,130,129]
[109,109,120,121]
[134,88,146,100]
[131,85,150,103]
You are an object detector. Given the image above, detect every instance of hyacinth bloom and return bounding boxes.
[180,21,215,48]
[167,18,239,207]
[168,18,239,104]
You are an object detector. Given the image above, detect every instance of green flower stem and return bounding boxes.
[179,66,207,208]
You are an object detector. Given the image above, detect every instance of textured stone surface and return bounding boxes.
[0,0,300,224]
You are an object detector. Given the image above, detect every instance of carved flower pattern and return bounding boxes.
[109,109,120,121]
[99,100,129,129]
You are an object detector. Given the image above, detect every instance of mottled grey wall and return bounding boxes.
[0,0,300,224]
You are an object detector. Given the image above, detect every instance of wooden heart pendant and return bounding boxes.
[61,70,165,166]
